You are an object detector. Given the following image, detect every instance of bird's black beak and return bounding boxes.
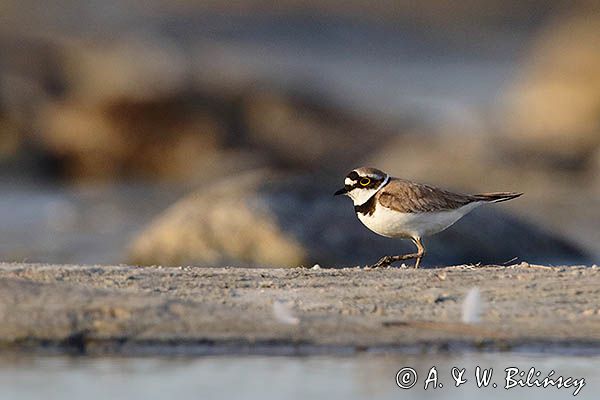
[334,188,347,196]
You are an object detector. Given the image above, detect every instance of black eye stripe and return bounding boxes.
[347,171,359,180]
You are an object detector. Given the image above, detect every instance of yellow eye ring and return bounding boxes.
[360,177,371,186]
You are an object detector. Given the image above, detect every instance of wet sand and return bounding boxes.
[0,263,598,355]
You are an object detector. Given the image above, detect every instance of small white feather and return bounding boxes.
[273,301,300,325]
[461,287,482,324]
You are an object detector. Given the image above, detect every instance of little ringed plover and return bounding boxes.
[334,167,523,268]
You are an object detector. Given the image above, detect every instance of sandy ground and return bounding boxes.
[0,262,599,356]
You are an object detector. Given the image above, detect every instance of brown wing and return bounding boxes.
[377,179,476,213]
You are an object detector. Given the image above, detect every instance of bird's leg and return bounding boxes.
[370,237,426,268]
[412,237,426,269]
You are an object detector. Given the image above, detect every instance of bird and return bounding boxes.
[334,167,523,268]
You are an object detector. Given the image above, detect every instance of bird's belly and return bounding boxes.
[357,204,479,238]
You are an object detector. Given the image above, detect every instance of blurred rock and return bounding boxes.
[58,35,189,106]
[0,32,395,181]
[29,87,391,181]
[503,9,600,166]
[0,114,21,162]
[33,96,236,181]
[368,133,502,191]
[129,170,308,267]
[593,147,600,185]
[366,132,580,196]
[0,3,590,183]
[0,79,28,164]
[129,169,588,268]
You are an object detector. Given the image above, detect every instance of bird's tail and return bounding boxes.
[473,192,523,203]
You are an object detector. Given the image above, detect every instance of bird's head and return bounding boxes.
[334,167,389,205]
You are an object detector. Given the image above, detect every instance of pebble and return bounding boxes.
[435,272,447,281]
[311,264,321,270]
[570,270,583,276]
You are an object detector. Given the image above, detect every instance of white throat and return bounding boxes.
[347,175,389,206]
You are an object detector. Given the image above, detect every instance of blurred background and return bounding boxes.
[0,0,598,267]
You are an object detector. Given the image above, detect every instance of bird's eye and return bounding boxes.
[360,177,371,186]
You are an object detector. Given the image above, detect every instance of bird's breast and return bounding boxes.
[356,202,481,238]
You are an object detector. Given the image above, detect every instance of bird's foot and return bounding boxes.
[369,256,393,269]
[369,253,421,269]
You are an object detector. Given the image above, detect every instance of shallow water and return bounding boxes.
[0,353,597,400]
[0,183,183,265]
